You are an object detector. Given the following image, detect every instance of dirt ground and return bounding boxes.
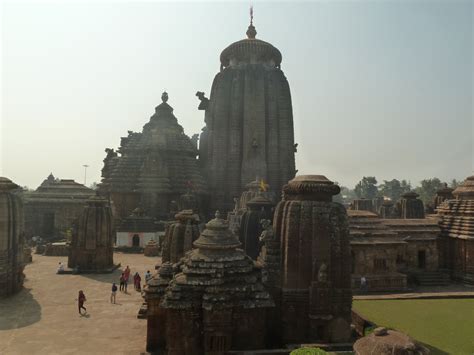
[0,252,160,355]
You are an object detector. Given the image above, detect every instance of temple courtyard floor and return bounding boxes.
[0,253,160,355]
[353,299,474,355]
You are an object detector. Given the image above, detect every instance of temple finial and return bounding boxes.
[161,91,168,103]
[246,5,257,39]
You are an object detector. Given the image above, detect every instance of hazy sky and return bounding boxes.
[1,0,472,189]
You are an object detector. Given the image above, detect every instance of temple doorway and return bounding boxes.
[418,250,426,269]
[132,234,140,247]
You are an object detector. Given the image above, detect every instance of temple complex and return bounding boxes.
[438,175,474,284]
[157,212,273,354]
[99,92,207,221]
[23,174,94,241]
[267,175,352,343]
[197,18,296,212]
[68,195,115,272]
[348,210,407,292]
[0,177,25,297]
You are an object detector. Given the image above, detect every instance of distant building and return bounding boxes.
[23,174,94,241]
[115,208,164,248]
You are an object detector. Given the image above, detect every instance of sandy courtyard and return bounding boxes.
[0,252,160,355]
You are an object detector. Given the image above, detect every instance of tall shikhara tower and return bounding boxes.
[199,15,296,212]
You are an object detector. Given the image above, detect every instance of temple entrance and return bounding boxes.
[418,250,426,269]
[42,212,55,237]
[132,234,140,247]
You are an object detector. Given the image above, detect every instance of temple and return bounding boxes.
[265,175,352,343]
[68,195,115,272]
[0,177,26,297]
[99,92,207,221]
[23,174,94,241]
[197,18,296,212]
[438,175,474,284]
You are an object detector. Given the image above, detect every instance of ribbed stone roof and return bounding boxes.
[220,24,282,68]
[0,177,19,191]
[103,93,207,195]
[23,175,94,202]
[453,175,474,200]
[160,212,273,310]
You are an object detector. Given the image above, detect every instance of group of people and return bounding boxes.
[110,266,153,304]
[77,266,154,312]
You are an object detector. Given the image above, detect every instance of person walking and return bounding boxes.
[123,266,131,293]
[133,272,141,291]
[111,283,117,303]
[119,273,125,292]
[78,290,87,314]
[360,276,368,293]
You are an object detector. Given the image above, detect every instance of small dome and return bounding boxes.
[220,24,282,68]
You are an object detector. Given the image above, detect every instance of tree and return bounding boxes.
[414,178,444,205]
[333,182,356,204]
[378,179,412,202]
[89,182,98,190]
[450,179,462,189]
[354,177,378,199]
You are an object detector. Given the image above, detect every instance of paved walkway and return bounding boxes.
[0,253,159,355]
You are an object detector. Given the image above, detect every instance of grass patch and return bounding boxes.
[353,299,474,355]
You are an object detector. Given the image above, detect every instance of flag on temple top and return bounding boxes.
[259,179,269,192]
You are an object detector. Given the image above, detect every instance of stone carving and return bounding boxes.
[317,263,328,283]
[68,195,115,272]
[0,177,25,297]
[195,91,209,110]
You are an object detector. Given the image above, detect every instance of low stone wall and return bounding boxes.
[352,274,407,292]
[44,243,69,256]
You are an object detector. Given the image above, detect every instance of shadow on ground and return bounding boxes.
[79,267,124,284]
[0,288,42,330]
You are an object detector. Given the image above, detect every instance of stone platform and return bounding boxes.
[0,252,160,354]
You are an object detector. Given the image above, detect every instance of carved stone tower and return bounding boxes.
[68,195,114,271]
[273,175,352,343]
[0,177,25,297]
[198,18,296,212]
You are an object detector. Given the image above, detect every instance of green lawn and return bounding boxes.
[353,299,474,355]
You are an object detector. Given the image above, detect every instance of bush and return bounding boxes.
[290,347,328,355]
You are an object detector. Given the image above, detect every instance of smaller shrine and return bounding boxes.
[159,211,274,354]
[398,191,425,219]
[161,209,201,264]
[239,193,274,259]
[68,195,115,272]
[116,207,163,249]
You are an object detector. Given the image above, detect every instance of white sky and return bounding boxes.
[1,0,473,189]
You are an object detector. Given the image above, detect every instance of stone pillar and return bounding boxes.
[275,175,352,343]
[0,177,25,297]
